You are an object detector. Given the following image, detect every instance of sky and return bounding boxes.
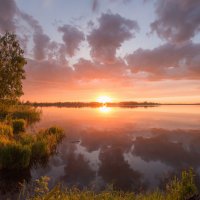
[0,0,200,103]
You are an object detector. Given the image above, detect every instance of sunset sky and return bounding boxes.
[1,0,200,103]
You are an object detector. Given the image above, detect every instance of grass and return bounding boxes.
[0,103,41,124]
[0,102,64,170]
[0,126,64,170]
[12,119,26,134]
[19,169,198,200]
[0,123,13,137]
[0,142,31,169]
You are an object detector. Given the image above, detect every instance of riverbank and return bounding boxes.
[20,169,198,200]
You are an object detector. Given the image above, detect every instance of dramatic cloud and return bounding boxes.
[91,0,131,12]
[1,0,200,102]
[87,13,139,63]
[92,0,99,12]
[74,58,128,80]
[127,42,200,80]
[58,25,84,57]
[0,0,17,33]
[151,0,200,43]
[24,59,73,86]
[20,13,50,60]
[0,0,51,60]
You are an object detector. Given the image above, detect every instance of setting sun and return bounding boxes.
[97,96,112,104]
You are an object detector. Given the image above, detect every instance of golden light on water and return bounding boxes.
[99,106,111,113]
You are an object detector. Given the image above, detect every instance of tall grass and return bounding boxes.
[20,169,198,200]
[0,103,41,124]
[12,119,26,134]
[0,102,64,170]
[0,123,13,137]
[0,143,31,170]
[0,126,65,170]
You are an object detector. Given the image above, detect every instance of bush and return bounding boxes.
[0,124,64,170]
[0,103,41,124]
[0,123,13,137]
[19,133,35,146]
[11,105,41,124]
[166,168,197,200]
[36,127,64,156]
[40,127,65,142]
[12,119,26,134]
[20,169,197,200]
[0,143,31,169]
[31,140,49,161]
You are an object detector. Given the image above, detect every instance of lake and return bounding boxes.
[1,105,200,195]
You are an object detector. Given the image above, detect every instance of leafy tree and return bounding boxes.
[0,32,26,101]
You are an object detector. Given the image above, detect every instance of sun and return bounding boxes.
[97,96,112,104]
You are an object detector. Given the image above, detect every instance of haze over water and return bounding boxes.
[30,105,200,191]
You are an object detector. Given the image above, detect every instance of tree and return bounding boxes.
[0,32,26,101]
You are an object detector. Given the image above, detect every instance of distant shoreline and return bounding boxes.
[22,102,200,108]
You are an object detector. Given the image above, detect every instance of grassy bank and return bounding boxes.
[20,169,197,200]
[0,126,64,170]
[0,103,64,170]
[0,103,41,124]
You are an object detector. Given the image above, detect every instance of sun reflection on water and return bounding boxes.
[99,106,111,113]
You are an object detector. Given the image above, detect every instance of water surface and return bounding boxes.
[31,105,200,191]
[2,105,200,196]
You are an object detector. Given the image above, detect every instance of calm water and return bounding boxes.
[1,105,200,195]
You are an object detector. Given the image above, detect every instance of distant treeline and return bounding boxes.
[22,101,160,108]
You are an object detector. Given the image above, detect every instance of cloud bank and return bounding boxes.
[0,0,200,101]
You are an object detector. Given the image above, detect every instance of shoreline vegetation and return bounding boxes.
[23,101,200,108]
[19,169,198,200]
[24,101,159,108]
[0,103,65,170]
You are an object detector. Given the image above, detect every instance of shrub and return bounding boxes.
[11,105,41,124]
[166,169,197,200]
[47,127,65,142]
[20,169,198,200]
[19,133,35,146]
[0,123,13,137]
[31,140,49,161]
[0,123,64,170]
[12,119,26,134]
[0,103,41,124]
[0,143,31,169]
[40,127,65,142]
[0,135,13,146]
[36,127,64,156]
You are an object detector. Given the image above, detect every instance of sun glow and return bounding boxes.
[97,96,112,104]
[99,106,111,113]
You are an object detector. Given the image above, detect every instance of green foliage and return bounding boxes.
[11,105,41,124]
[34,176,50,198]
[12,119,26,134]
[37,127,65,152]
[31,140,49,161]
[0,125,64,170]
[0,103,41,124]
[0,32,26,101]
[32,127,65,161]
[19,133,35,145]
[0,142,31,169]
[21,169,197,200]
[0,123,13,137]
[166,168,197,200]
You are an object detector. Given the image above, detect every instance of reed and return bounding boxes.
[0,126,64,170]
[21,169,198,200]
[12,119,26,134]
